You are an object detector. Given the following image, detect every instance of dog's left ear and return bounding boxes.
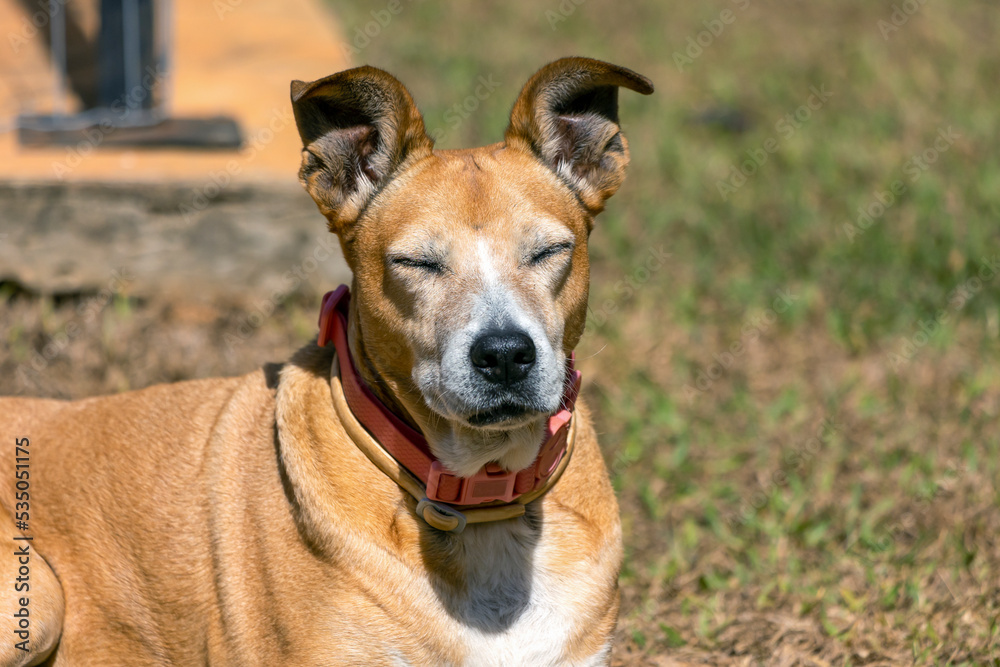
[291,66,434,234]
[505,57,653,215]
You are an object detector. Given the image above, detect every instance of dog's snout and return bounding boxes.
[469,330,536,385]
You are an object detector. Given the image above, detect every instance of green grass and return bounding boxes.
[328,1,1000,663]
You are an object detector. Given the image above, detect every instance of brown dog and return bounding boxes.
[0,57,652,666]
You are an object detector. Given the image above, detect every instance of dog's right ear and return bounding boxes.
[291,67,434,234]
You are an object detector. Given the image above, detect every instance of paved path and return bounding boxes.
[1,0,349,185]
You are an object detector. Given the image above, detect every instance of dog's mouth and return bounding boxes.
[464,402,539,428]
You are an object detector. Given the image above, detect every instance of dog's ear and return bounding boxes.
[291,66,434,234]
[505,57,653,215]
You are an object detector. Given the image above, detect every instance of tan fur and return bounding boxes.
[0,58,651,665]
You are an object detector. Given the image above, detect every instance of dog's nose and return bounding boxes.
[469,330,536,385]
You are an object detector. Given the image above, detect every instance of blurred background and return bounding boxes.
[1,1,998,664]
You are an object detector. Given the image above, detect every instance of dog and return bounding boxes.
[0,57,652,666]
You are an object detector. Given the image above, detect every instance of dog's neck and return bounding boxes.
[345,303,421,432]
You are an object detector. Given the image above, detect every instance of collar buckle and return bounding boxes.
[426,460,519,505]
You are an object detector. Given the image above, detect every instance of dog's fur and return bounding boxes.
[0,57,652,666]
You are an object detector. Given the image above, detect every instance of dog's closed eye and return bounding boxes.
[390,255,447,274]
[528,242,574,266]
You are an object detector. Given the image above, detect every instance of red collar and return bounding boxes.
[318,285,581,508]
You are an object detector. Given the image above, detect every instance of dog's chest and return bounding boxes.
[419,518,610,667]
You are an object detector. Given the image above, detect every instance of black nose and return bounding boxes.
[469,330,536,385]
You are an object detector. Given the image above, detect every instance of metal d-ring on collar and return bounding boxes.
[415,498,468,534]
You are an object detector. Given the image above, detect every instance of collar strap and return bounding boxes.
[318,285,581,511]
